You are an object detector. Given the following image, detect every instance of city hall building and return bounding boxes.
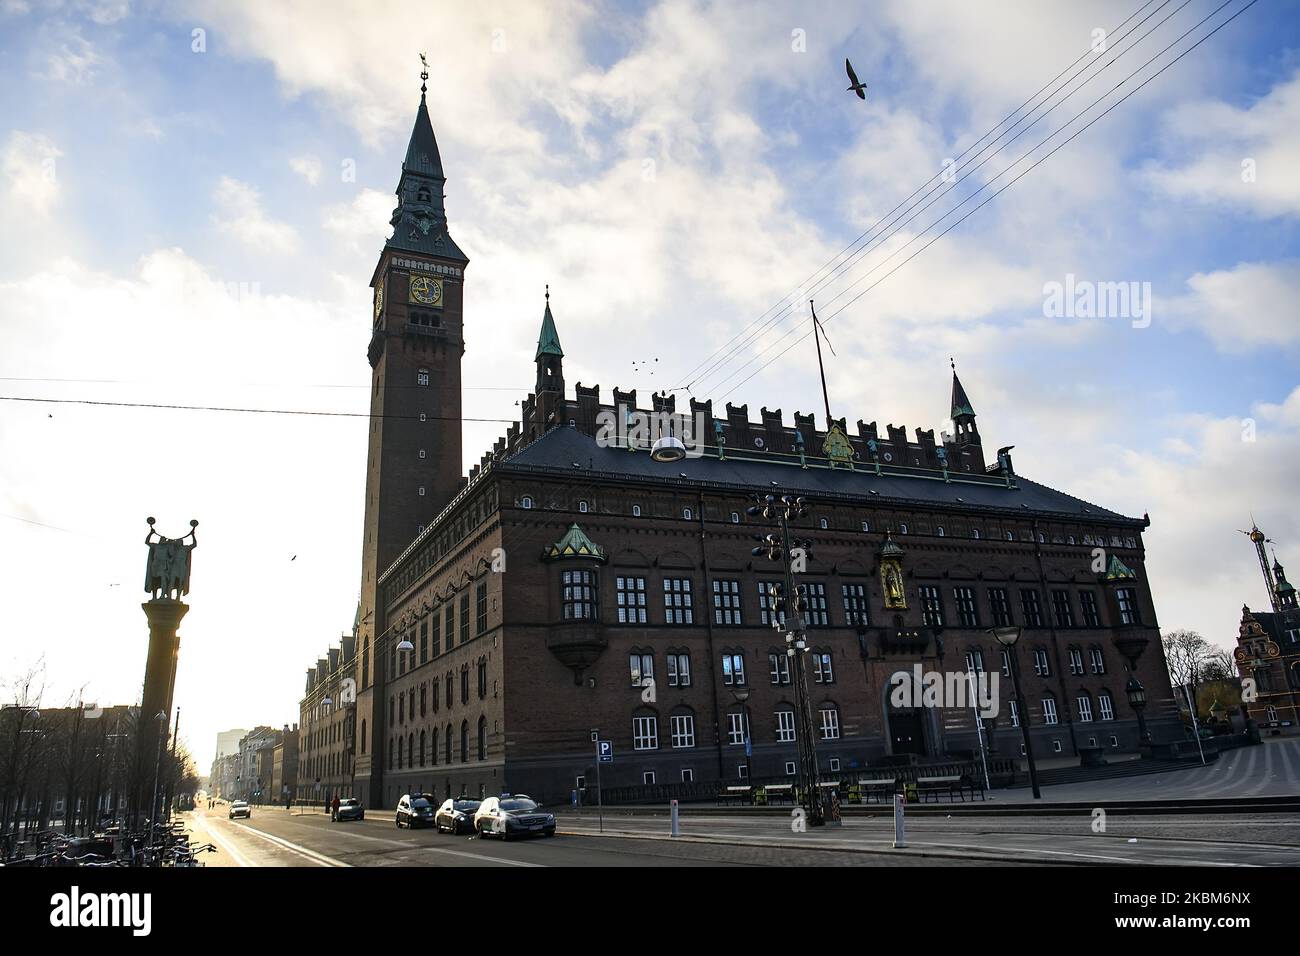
[337,82,1180,809]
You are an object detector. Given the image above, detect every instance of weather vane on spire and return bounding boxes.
[419,52,429,94]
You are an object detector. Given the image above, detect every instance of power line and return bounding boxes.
[0,376,525,392]
[671,0,1166,394]
[692,0,1192,398]
[715,0,1259,402]
[0,396,515,424]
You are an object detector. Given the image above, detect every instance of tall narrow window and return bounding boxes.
[802,582,829,626]
[444,605,454,654]
[562,569,598,620]
[663,577,694,625]
[477,716,486,761]
[667,652,691,687]
[633,716,658,750]
[670,715,696,749]
[1116,587,1140,625]
[1077,696,1094,722]
[842,583,870,627]
[615,575,647,624]
[629,652,654,687]
[1089,646,1106,674]
[459,592,470,643]
[819,707,840,740]
[1033,648,1051,677]
[721,652,745,686]
[431,610,441,659]
[919,586,944,627]
[476,581,488,634]
[769,652,791,686]
[1052,590,1075,628]
[987,587,1012,627]
[758,581,784,627]
[1020,589,1044,628]
[775,710,796,742]
[712,579,742,625]
[1041,696,1059,726]
[1080,591,1101,628]
[1068,648,1084,675]
[813,652,834,684]
[954,587,979,628]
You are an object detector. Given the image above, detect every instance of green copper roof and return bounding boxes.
[1103,554,1137,581]
[878,532,905,558]
[385,92,468,262]
[536,300,563,360]
[544,523,604,561]
[950,370,976,421]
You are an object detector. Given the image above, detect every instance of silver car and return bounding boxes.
[228,800,251,820]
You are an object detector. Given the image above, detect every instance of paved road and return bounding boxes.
[183,800,1297,867]
[1004,737,1300,802]
[183,805,1027,867]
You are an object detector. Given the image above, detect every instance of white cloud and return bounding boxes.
[322,187,392,253]
[36,34,104,84]
[1143,68,1300,218]
[1165,260,1300,351]
[2,131,62,215]
[289,155,322,186]
[211,175,300,254]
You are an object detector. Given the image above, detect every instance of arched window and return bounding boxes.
[417,185,431,203]
[389,737,395,770]
[417,368,429,387]
[407,733,414,767]
[460,720,469,763]
[632,504,642,517]
[899,523,909,535]
[861,520,871,532]
[520,496,533,509]
[683,507,693,520]
[972,528,981,539]
[477,716,487,761]
[819,518,829,530]
[579,500,589,513]
[431,725,438,765]
[731,512,740,523]
[936,526,945,537]
[1005,531,1014,541]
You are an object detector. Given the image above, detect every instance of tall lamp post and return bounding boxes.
[990,625,1041,800]
[1125,674,1149,747]
[749,493,823,826]
[730,687,753,781]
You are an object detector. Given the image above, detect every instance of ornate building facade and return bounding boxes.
[343,83,1181,809]
[1234,527,1300,736]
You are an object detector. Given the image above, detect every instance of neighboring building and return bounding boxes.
[298,635,357,806]
[211,753,240,801]
[271,725,300,805]
[342,79,1181,810]
[236,727,280,803]
[208,727,248,800]
[1233,528,1300,737]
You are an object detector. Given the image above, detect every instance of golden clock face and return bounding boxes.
[409,275,442,306]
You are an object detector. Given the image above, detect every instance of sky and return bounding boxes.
[1,0,1297,770]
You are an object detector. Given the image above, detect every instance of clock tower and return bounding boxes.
[354,68,469,807]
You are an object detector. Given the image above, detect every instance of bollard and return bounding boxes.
[670,799,680,837]
[892,792,907,848]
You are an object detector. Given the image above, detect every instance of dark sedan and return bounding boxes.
[395,794,436,829]
[435,798,481,834]
[473,796,556,840]
[332,797,364,822]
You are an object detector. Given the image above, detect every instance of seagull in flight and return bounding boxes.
[845,58,868,100]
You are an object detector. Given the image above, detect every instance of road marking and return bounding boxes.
[231,821,351,867]
[194,814,254,868]
[280,817,545,867]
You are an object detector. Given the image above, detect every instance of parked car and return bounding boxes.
[332,797,364,822]
[435,798,481,834]
[473,795,556,840]
[395,794,436,829]
[229,800,251,820]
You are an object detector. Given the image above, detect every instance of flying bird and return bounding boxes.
[845,58,867,100]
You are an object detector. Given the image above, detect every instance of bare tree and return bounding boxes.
[1162,629,1223,722]
[0,663,50,849]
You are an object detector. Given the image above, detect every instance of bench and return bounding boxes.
[717,785,753,806]
[916,774,962,802]
[855,777,897,803]
[759,784,796,805]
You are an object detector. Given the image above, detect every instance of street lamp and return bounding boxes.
[730,687,752,781]
[989,625,1041,800]
[1125,673,1150,747]
[650,434,686,462]
[749,493,823,825]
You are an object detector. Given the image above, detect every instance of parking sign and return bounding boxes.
[598,740,613,763]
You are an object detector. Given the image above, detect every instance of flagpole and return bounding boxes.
[810,301,833,425]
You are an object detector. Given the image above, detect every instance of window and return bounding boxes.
[972,528,982,539]
[632,504,641,517]
[1033,648,1051,677]
[460,592,470,643]
[477,658,487,699]
[1099,691,1115,721]
[1000,649,1011,676]
[460,720,468,763]
[785,761,797,776]
[721,652,746,686]
[1052,739,1063,753]
[444,605,454,654]
[919,586,944,627]
[670,715,696,749]
[775,709,796,742]
[477,716,486,760]
[476,581,488,634]
[460,665,469,704]
[801,582,829,626]
[1008,699,1019,727]
[954,587,979,628]
[520,496,533,509]
[861,520,870,532]
[819,707,840,740]
[1266,705,1279,723]
[813,652,834,684]
[444,672,453,709]
[1052,590,1075,628]
[1020,589,1044,628]
[445,725,452,764]
[419,619,429,664]
[727,711,749,746]
[769,652,791,685]
[663,577,694,624]
[1068,648,1084,675]
[1117,587,1140,625]
[682,507,693,520]
[630,652,654,687]
[712,579,742,625]
[681,768,695,783]
[1077,696,1094,722]
[1042,696,1058,725]
[431,610,440,659]
[758,581,784,627]
[417,369,429,386]
[578,499,589,513]
[667,652,691,687]
[643,771,657,785]
[633,716,658,750]
[964,649,985,674]
[615,575,647,624]
[829,757,841,772]
[842,584,870,626]
[988,587,1012,627]
[419,730,426,766]
[562,569,598,620]
[1109,735,1119,747]
[419,449,426,459]
[730,512,740,523]
[899,523,908,535]
[1080,590,1101,627]
[819,517,829,530]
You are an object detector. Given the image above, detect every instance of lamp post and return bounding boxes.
[749,493,822,826]
[730,687,753,781]
[1126,674,1150,748]
[990,625,1040,800]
